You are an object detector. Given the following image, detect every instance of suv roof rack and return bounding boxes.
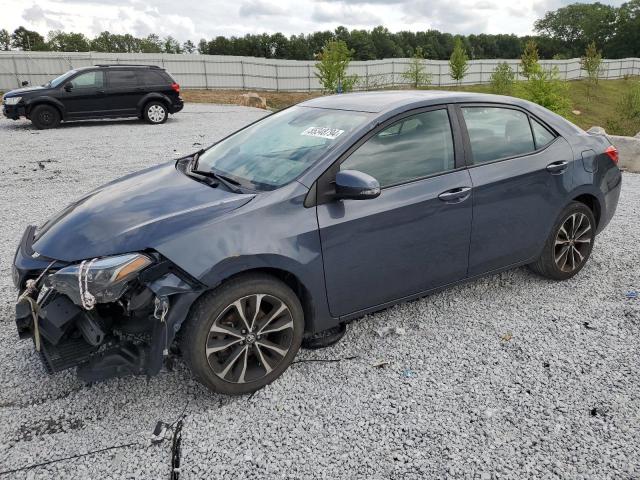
[94,64,162,68]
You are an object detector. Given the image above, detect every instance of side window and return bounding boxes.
[70,71,104,89]
[138,70,168,86]
[107,70,139,88]
[531,118,555,148]
[340,109,455,188]
[462,107,535,164]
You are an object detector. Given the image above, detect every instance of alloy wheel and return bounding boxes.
[147,105,166,123]
[205,294,294,384]
[554,212,592,273]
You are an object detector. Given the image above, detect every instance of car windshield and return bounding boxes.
[48,70,77,88]
[196,106,371,190]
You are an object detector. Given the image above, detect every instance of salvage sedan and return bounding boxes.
[13,91,621,394]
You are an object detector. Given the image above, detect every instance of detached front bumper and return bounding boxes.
[3,103,26,120]
[13,225,203,383]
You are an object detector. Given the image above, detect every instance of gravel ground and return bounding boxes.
[0,104,639,479]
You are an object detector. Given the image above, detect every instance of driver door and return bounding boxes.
[316,106,473,317]
[62,70,109,119]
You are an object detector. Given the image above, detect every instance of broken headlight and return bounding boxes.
[46,253,153,307]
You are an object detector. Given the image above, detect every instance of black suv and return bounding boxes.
[2,64,184,129]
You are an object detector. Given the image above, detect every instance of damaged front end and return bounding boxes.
[13,225,203,383]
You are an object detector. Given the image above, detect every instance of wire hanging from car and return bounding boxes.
[78,258,97,310]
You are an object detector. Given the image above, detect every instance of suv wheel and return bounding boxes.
[31,105,61,129]
[143,101,168,124]
[529,201,596,280]
[180,273,304,395]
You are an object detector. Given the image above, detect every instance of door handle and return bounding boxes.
[546,161,568,174]
[96,89,105,94]
[438,186,472,203]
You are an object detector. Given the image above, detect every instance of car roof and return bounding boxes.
[73,65,164,71]
[299,90,534,113]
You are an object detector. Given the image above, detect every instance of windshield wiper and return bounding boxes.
[193,168,243,193]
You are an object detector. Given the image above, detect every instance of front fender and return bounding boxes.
[24,96,66,118]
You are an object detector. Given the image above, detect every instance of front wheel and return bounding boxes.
[31,104,61,129]
[180,274,304,395]
[529,202,596,280]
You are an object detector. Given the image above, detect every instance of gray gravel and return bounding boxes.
[1,103,639,479]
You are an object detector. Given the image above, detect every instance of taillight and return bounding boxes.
[171,82,180,93]
[604,145,619,164]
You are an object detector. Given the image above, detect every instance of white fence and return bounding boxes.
[0,51,638,92]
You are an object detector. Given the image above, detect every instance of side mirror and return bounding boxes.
[334,170,381,200]
[21,80,29,87]
[64,82,73,92]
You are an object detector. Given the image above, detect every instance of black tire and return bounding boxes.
[143,101,168,124]
[180,273,304,395]
[30,104,61,129]
[528,201,596,280]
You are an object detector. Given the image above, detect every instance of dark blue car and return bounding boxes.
[12,91,621,394]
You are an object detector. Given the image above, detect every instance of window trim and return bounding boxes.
[313,104,465,206]
[455,103,560,168]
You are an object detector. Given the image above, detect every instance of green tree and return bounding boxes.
[163,36,182,54]
[315,40,358,93]
[534,2,617,57]
[520,40,539,79]
[449,37,468,85]
[517,64,571,115]
[182,40,196,54]
[581,41,603,99]
[140,34,163,53]
[609,0,640,57]
[402,46,432,88]
[46,30,90,52]
[11,26,46,50]
[0,29,10,50]
[489,62,515,95]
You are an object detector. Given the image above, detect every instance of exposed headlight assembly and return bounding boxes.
[46,253,152,309]
[3,96,22,105]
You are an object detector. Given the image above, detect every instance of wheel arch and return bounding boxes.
[25,97,65,119]
[137,93,171,115]
[213,267,317,334]
[572,192,602,229]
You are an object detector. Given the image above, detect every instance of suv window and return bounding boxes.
[341,109,455,187]
[106,70,139,88]
[531,118,555,148]
[138,69,168,86]
[70,71,104,89]
[462,107,535,164]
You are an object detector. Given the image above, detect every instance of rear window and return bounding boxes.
[106,70,139,88]
[138,69,169,86]
[462,107,535,164]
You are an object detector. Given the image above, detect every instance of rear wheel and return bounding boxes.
[529,202,596,280]
[180,274,304,395]
[143,101,168,124]
[31,104,61,129]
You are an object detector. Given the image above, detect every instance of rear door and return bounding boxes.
[62,70,108,118]
[317,106,473,317]
[458,104,575,276]
[104,69,143,116]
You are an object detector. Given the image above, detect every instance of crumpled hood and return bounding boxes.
[4,85,48,97]
[33,161,254,262]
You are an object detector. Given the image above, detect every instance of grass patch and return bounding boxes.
[183,77,640,135]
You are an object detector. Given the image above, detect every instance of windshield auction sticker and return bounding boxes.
[301,126,345,140]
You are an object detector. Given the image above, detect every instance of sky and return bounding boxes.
[2,0,627,41]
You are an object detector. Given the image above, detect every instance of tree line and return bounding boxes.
[0,1,639,60]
